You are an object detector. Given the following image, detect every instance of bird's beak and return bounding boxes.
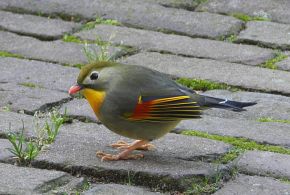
[68,84,83,95]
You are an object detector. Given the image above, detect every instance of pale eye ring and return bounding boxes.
[90,71,99,80]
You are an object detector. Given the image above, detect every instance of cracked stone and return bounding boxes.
[84,184,162,195]
[175,115,290,148]
[236,151,290,180]
[0,0,243,39]
[75,24,274,66]
[120,52,290,95]
[0,10,81,39]
[237,21,290,50]
[0,31,125,65]
[0,82,69,114]
[214,174,290,195]
[197,0,290,25]
[34,122,231,191]
[0,57,79,91]
[0,162,84,194]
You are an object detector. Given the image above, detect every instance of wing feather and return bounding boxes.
[126,95,201,122]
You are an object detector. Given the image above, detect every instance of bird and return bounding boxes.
[69,61,256,161]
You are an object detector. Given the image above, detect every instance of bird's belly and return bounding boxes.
[101,118,180,140]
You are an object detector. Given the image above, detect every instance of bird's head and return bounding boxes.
[69,61,117,95]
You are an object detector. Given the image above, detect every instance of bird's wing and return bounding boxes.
[124,94,202,122]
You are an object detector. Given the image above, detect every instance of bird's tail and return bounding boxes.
[201,95,257,111]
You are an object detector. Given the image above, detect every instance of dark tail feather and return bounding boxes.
[202,95,257,112]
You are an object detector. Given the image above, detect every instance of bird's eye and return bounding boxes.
[90,71,99,80]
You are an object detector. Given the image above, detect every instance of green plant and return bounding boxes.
[63,34,84,43]
[43,109,68,144]
[83,36,114,62]
[214,147,244,164]
[260,51,287,69]
[177,78,239,92]
[232,13,270,22]
[6,122,39,165]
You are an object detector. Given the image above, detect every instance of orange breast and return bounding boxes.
[82,89,106,117]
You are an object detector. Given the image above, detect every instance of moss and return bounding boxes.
[214,147,244,164]
[63,34,84,43]
[280,178,290,184]
[182,130,290,155]
[19,82,40,88]
[82,17,121,30]
[260,51,287,70]
[258,117,290,124]
[219,34,238,43]
[176,78,239,92]
[0,51,23,58]
[232,13,270,22]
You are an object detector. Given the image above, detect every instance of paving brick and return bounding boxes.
[197,0,290,24]
[34,122,231,191]
[76,24,274,66]
[237,21,290,50]
[0,162,84,194]
[0,10,81,39]
[0,31,124,65]
[120,52,290,95]
[236,151,290,180]
[0,0,243,39]
[214,174,290,195]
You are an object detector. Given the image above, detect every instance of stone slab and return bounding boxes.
[60,98,99,123]
[76,24,274,66]
[0,0,243,39]
[84,184,161,195]
[197,0,290,25]
[0,57,79,92]
[34,122,231,191]
[0,31,125,65]
[175,115,290,148]
[236,151,290,180]
[0,162,83,194]
[202,90,290,121]
[0,82,70,114]
[120,52,290,95]
[0,111,36,137]
[0,139,14,161]
[277,56,290,71]
[237,21,290,50]
[149,0,198,10]
[214,174,290,195]
[0,11,81,39]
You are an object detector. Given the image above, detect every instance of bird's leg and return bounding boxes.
[111,140,155,150]
[96,140,149,161]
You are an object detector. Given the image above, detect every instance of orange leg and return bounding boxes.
[96,140,150,161]
[110,140,155,150]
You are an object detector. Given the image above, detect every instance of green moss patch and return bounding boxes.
[176,78,239,92]
[260,51,287,69]
[82,17,121,30]
[232,13,270,22]
[19,82,42,88]
[63,34,84,43]
[0,51,23,58]
[182,130,290,155]
[258,117,290,124]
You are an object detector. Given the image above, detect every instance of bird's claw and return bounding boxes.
[110,140,155,150]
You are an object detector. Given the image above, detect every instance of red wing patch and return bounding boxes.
[126,95,201,122]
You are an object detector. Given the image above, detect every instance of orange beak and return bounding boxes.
[68,84,83,95]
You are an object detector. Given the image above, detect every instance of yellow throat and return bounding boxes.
[82,89,106,117]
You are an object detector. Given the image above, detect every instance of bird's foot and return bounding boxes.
[110,140,155,150]
[96,151,144,161]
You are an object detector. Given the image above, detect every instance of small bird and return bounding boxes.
[69,61,256,161]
